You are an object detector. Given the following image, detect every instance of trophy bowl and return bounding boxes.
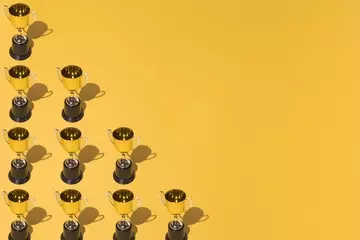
[4,65,36,92]
[160,189,192,216]
[4,3,34,30]
[56,65,88,92]
[2,127,35,154]
[55,127,87,154]
[55,189,87,216]
[108,189,140,216]
[2,189,35,216]
[108,127,140,153]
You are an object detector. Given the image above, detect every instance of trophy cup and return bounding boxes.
[108,189,140,240]
[2,127,36,184]
[55,189,87,240]
[107,127,140,184]
[56,65,88,123]
[4,3,36,60]
[2,189,36,240]
[4,65,36,122]
[160,189,192,240]
[55,127,88,184]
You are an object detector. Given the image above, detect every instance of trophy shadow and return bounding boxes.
[25,21,53,50]
[77,145,104,173]
[181,207,209,235]
[78,83,105,102]
[26,83,53,101]
[25,145,52,172]
[77,207,105,235]
[130,145,157,173]
[25,207,52,234]
[130,207,157,236]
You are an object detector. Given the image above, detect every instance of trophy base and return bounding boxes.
[61,171,83,185]
[61,232,82,240]
[113,233,135,240]
[8,171,30,185]
[165,233,187,240]
[62,109,84,123]
[9,109,31,123]
[113,171,135,185]
[9,47,31,61]
[8,233,31,240]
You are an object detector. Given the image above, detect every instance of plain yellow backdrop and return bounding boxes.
[1,0,360,239]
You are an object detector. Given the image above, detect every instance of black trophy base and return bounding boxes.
[9,109,32,123]
[8,171,30,185]
[9,47,31,61]
[62,109,84,123]
[61,171,83,185]
[8,233,30,240]
[61,232,83,240]
[165,233,187,240]
[113,233,135,240]
[113,171,135,185]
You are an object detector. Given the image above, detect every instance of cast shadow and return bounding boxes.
[130,145,157,173]
[77,207,104,235]
[26,207,52,234]
[25,145,52,172]
[130,207,157,237]
[181,207,209,235]
[26,83,53,101]
[25,21,53,49]
[78,83,105,101]
[81,100,87,112]
[77,145,104,173]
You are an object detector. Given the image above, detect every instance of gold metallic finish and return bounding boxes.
[160,189,192,216]
[55,128,87,154]
[4,65,36,91]
[2,127,36,154]
[56,65,88,92]
[107,128,140,153]
[55,189,87,216]
[108,189,140,216]
[2,189,36,216]
[4,3,36,29]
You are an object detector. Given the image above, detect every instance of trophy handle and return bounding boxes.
[28,135,36,149]
[185,197,192,212]
[80,136,88,150]
[54,191,62,206]
[80,197,88,212]
[2,129,9,144]
[27,196,36,212]
[3,5,10,20]
[2,191,9,206]
[30,72,37,87]
[107,129,114,144]
[54,129,62,145]
[134,136,141,148]
[4,67,10,82]
[56,67,63,83]
[159,191,166,206]
[30,10,36,25]
[107,191,114,206]
[132,197,141,212]
[81,72,89,88]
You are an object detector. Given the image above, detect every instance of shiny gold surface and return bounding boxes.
[108,190,139,216]
[55,128,87,154]
[4,3,33,29]
[56,65,87,92]
[108,128,138,153]
[2,189,35,216]
[4,65,34,91]
[2,127,35,154]
[55,190,87,216]
[160,189,192,216]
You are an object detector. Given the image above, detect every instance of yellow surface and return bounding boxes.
[0,0,360,239]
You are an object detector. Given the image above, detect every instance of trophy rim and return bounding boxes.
[8,3,31,17]
[7,189,30,203]
[7,127,29,141]
[60,127,82,141]
[112,189,135,203]
[112,127,134,141]
[60,189,82,202]
[61,65,83,79]
[8,65,30,79]
[164,189,187,203]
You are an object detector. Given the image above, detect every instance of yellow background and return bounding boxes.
[0,0,360,239]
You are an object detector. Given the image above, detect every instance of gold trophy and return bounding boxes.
[4,65,36,122]
[160,189,192,240]
[55,127,88,184]
[107,127,140,184]
[56,65,88,123]
[2,189,36,240]
[108,189,140,240]
[2,127,35,184]
[55,189,87,240]
[4,3,36,60]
